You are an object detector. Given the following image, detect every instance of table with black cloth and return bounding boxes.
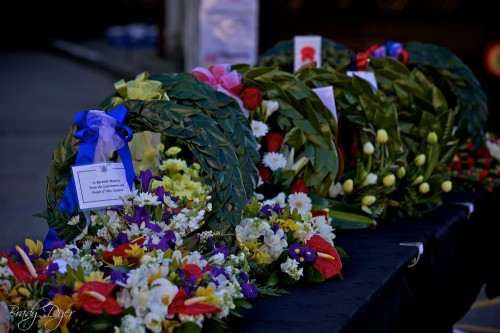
[229,191,499,333]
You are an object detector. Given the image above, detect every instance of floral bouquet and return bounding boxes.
[1,149,258,332]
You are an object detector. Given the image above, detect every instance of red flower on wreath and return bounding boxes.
[305,235,342,280]
[78,281,123,315]
[242,87,263,110]
[258,163,271,181]
[290,178,308,194]
[266,132,283,152]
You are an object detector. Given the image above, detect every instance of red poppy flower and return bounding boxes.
[78,281,123,315]
[266,132,283,152]
[305,235,342,280]
[169,287,221,316]
[290,178,308,194]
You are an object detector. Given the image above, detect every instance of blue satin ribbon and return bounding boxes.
[45,105,135,246]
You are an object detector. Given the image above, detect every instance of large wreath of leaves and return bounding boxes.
[40,99,247,241]
[369,56,458,218]
[257,37,355,72]
[405,41,489,149]
[233,64,340,197]
[99,72,260,199]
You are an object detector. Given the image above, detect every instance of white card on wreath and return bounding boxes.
[312,86,338,122]
[294,35,322,71]
[346,71,378,91]
[72,162,132,210]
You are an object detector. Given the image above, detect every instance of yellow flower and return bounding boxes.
[343,179,354,193]
[25,239,43,256]
[414,154,426,167]
[376,129,389,143]
[362,195,376,206]
[441,180,453,193]
[383,174,396,187]
[124,244,144,259]
[278,218,301,232]
[253,248,273,265]
[84,271,106,283]
[419,182,430,194]
[396,166,406,179]
[195,286,221,306]
[166,146,182,156]
[411,175,424,186]
[427,132,438,144]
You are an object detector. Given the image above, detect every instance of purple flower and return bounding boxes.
[111,232,130,248]
[110,270,128,284]
[155,186,179,205]
[123,206,161,232]
[136,169,161,193]
[146,230,176,251]
[288,244,317,264]
[240,282,259,299]
[260,203,283,217]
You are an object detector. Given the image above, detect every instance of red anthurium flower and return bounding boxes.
[305,235,342,280]
[169,287,221,316]
[0,250,47,285]
[242,87,262,110]
[103,238,145,262]
[258,163,271,181]
[266,132,283,152]
[78,281,123,315]
[183,263,204,280]
[290,178,308,194]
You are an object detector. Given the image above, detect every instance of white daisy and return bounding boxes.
[134,192,160,207]
[287,192,312,216]
[262,152,287,171]
[250,120,269,138]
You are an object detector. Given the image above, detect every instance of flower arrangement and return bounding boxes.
[191,63,342,214]
[1,149,259,333]
[450,132,500,192]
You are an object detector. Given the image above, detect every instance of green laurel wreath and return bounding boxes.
[39,99,248,241]
[233,64,340,197]
[405,41,489,149]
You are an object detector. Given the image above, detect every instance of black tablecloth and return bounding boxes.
[229,191,497,333]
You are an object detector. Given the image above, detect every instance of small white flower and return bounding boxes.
[68,215,80,226]
[328,182,344,198]
[486,139,500,162]
[362,173,378,186]
[144,311,164,333]
[265,100,279,119]
[250,120,269,138]
[288,192,312,216]
[280,257,303,281]
[262,152,287,171]
[363,142,375,155]
[134,192,160,207]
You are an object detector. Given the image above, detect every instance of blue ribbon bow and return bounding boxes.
[44,105,135,247]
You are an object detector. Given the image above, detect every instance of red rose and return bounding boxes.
[290,178,308,194]
[242,87,263,110]
[258,163,271,181]
[266,132,283,152]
